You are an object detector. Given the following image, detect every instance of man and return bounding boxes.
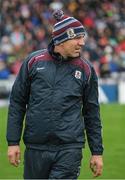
[7,10,103,179]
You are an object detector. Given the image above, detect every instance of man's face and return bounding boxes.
[61,35,85,58]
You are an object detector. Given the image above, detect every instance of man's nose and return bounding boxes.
[78,38,85,46]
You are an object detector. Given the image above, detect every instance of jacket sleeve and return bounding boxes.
[82,66,104,155]
[6,58,31,146]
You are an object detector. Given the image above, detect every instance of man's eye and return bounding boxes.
[75,37,80,40]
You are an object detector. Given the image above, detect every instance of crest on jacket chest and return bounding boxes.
[74,70,82,79]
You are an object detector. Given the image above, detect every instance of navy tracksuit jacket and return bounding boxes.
[7,41,103,155]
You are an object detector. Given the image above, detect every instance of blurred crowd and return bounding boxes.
[0,0,125,79]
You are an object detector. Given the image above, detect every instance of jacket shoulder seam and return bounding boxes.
[80,57,92,83]
[28,49,47,71]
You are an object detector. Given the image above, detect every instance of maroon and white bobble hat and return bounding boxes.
[52,10,86,45]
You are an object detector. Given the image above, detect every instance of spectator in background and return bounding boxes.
[10,24,24,50]
[0,36,14,55]
[0,55,10,79]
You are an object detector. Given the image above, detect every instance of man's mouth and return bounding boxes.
[75,49,81,52]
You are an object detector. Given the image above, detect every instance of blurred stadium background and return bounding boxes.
[0,0,125,179]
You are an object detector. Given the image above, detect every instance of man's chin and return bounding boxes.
[67,53,80,59]
[72,53,80,58]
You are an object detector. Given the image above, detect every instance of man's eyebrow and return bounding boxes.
[75,35,85,39]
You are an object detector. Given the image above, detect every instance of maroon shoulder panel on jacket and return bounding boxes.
[28,51,91,82]
[28,51,53,70]
[69,57,91,81]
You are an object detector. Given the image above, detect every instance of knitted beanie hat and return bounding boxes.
[52,10,86,45]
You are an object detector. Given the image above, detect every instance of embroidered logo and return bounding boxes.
[36,67,45,71]
[67,28,76,38]
[75,70,82,79]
